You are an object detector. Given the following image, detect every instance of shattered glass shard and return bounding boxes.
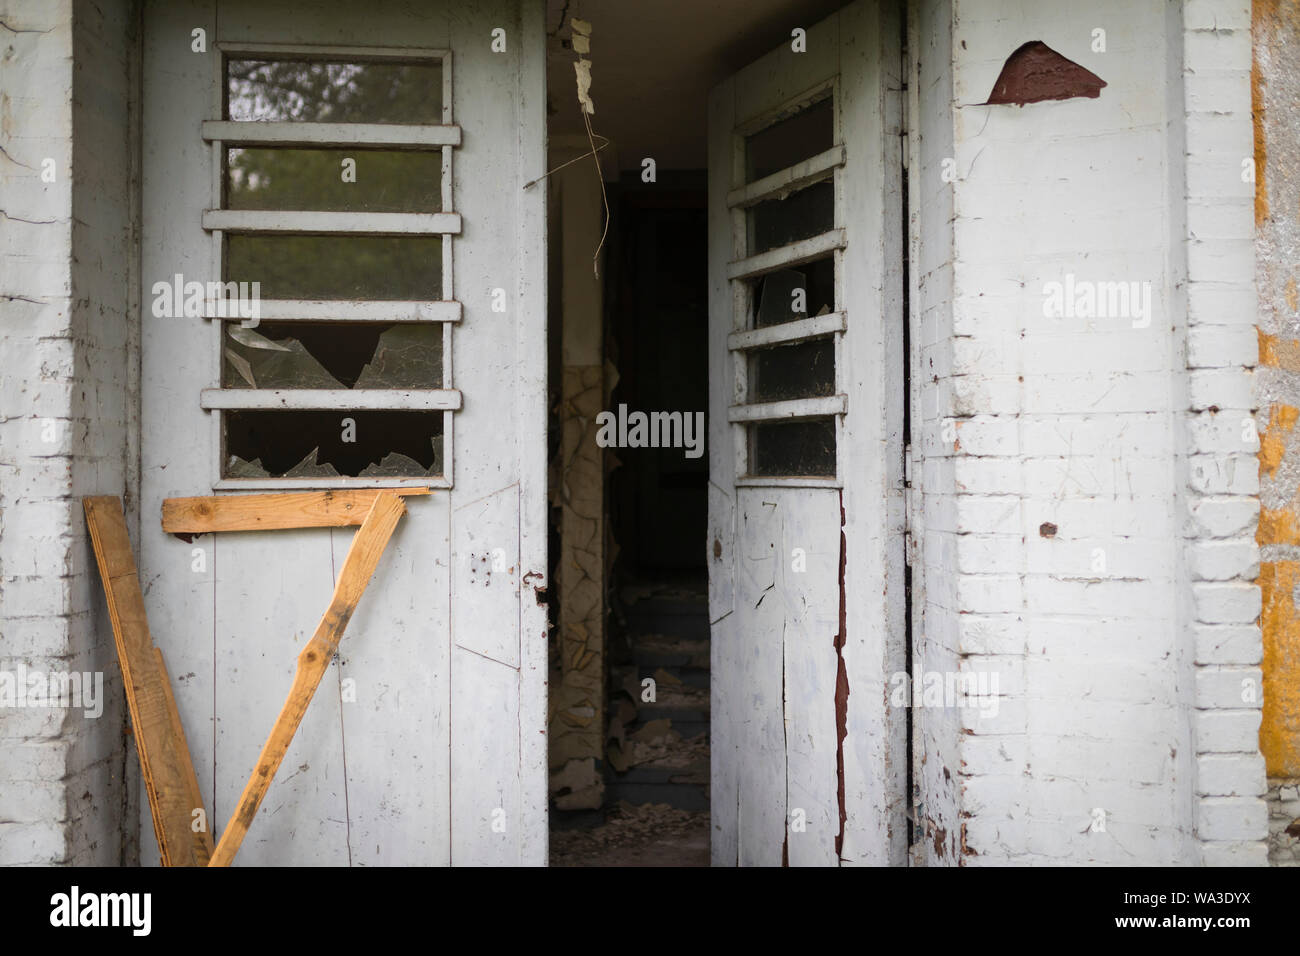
[224,348,257,387]
[428,437,443,477]
[227,454,270,478]
[358,452,426,478]
[228,326,290,350]
[224,325,344,389]
[282,446,342,478]
[353,325,442,389]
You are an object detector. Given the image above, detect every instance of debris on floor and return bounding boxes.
[550,801,709,867]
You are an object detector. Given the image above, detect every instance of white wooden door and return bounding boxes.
[139,0,547,865]
[707,0,906,866]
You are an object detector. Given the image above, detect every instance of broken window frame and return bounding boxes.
[726,81,846,487]
[201,43,460,489]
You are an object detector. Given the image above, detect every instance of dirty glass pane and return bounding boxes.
[224,410,443,478]
[222,325,343,389]
[748,418,836,477]
[747,179,834,255]
[225,234,441,300]
[354,325,443,388]
[745,96,834,182]
[751,258,835,328]
[226,57,442,124]
[225,148,441,212]
[747,338,835,403]
[221,323,442,389]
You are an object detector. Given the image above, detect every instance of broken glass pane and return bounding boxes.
[753,259,834,328]
[222,325,344,389]
[748,418,836,477]
[221,323,441,390]
[359,451,428,478]
[745,96,834,182]
[354,325,443,388]
[225,147,441,213]
[282,447,341,478]
[748,337,835,403]
[224,410,443,478]
[755,269,805,327]
[227,454,270,478]
[225,234,441,300]
[747,178,834,255]
[226,57,442,124]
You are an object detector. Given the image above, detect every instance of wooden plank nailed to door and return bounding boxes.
[83,496,214,867]
[162,488,430,534]
[207,492,408,866]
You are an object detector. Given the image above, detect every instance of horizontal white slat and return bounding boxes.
[727,311,846,351]
[217,42,450,60]
[202,121,460,148]
[204,300,461,323]
[200,388,462,411]
[203,209,461,235]
[735,475,842,489]
[727,229,846,281]
[727,394,846,423]
[215,476,452,490]
[726,145,844,209]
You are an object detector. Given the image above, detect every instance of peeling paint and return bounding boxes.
[1258,505,1298,546]
[1252,5,1269,226]
[1258,404,1297,479]
[1259,562,1300,777]
[1258,330,1300,374]
[983,41,1106,106]
[1253,1,1300,861]
[833,491,849,862]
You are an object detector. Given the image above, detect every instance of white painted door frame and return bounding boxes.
[139,0,548,866]
[707,0,906,867]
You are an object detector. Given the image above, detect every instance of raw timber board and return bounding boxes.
[83,496,214,867]
[162,488,431,533]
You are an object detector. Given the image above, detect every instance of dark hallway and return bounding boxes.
[550,175,711,866]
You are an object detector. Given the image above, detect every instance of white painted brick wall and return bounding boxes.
[1180,0,1268,842]
[1176,0,1267,866]
[0,0,138,865]
[912,0,1264,866]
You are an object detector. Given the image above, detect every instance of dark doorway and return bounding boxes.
[549,172,711,866]
[607,174,709,574]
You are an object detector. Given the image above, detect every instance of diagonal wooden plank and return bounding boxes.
[154,647,215,860]
[208,492,408,867]
[162,488,430,534]
[83,496,212,867]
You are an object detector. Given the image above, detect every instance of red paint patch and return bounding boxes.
[985,41,1106,106]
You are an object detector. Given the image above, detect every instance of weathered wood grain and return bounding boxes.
[83,496,213,867]
[708,0,904,867]
[162,488,431,534]
[153,647,216,860]
[138,0,220,865]
[706,72,740,867]
[208,492,407,867]
[837,0,908,867]
[335,493,450,864]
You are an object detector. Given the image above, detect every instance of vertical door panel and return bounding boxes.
[708,0,905,867]
[140,0,546,865]
[139,0,219,865]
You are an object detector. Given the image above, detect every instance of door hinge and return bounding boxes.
[899,78,909,171]
[903,442,914,561]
